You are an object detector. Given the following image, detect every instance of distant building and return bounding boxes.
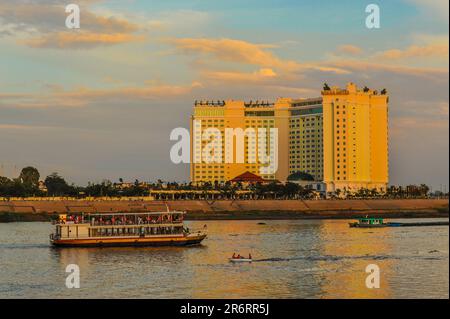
[230,171,269,184]
[114,182,134,190]
[190,97,323,183]
[190,82,389,193]
[322,83,389,193]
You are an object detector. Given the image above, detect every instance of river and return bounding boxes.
[0,219,448,298]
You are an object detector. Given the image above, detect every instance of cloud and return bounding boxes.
[23,32,145,49]
[204,68,278,82]
[326,59,448,79]
[169,37,356,79]
[0,0,143,48]
[336,44,363,56]
[146,10,211,31]
[0,1,138,33]
[57,82,201,100]
[0,81,202,109]
[169,37,300,71]
[375,43,449,60]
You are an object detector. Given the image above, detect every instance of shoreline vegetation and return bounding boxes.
[2,167,448,201]
[0,199,448,222]
[1,167,448,223]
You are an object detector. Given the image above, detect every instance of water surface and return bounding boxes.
[0,219,448,298]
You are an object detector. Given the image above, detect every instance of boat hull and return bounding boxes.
[51,234,207,247]
[229,258,252,263]
[349,223,388,228]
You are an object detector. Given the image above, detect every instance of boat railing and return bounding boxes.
[88,223,184,229]
[54,219,184,226]
[88,220,184,226]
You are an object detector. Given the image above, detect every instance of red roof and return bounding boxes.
[230,171,265,183]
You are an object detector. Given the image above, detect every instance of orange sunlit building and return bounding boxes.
[190,83,389,194]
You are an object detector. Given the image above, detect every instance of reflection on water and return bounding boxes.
[0,219,448,298]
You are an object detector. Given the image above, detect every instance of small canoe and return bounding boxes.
[229,258,252,263]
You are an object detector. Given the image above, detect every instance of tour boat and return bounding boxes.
[50,211,207,247]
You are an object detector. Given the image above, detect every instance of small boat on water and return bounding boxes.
[50,211,207,247]
[229,253,253,263]
[349,217,387,228]
[229,258,252,263]
[349,217,449,228]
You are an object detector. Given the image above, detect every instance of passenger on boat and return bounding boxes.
[248,253,252,259]
[232,253,236,258]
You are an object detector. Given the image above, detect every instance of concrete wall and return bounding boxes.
[0,199,447,214]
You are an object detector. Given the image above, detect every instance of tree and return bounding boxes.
[19,166,40,195]
[419,184,430,197]
[287,171,314,181]
[45,173,70,196]
[284,182,300,199]
[0,176,13,196]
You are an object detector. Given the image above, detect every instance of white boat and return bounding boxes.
[229,257,252,263]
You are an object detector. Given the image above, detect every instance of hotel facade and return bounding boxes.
[190,83,389,193]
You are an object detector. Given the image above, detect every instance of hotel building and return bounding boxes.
[322,83,389,192]
[190,83,389,193]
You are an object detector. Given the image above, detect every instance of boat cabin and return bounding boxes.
[54,211,186,240]
[358,217,384,225]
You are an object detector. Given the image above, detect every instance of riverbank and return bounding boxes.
[0,209,448,222]
[0,199,447,222]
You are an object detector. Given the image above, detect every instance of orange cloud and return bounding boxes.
[204,68,277,82]
[23,32,145,49]
[57,82,201,100]
[376,43,448,60]
[0,1,143,49]
[170,37,300,71]
[169,37,355,78]
[327,59,447,79]
[336,44,363,56]
[0,81,202,109]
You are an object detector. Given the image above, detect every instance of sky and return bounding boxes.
[0,0,448,190]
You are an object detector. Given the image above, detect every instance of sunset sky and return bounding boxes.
[0,0,448,189]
